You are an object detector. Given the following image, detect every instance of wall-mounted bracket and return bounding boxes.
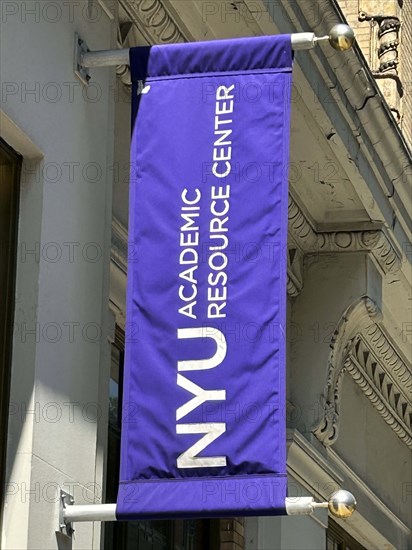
[59,490,75,538]
[74,33,91,86]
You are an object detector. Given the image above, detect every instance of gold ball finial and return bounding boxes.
[329,24,355,51]
[328,490,357,518]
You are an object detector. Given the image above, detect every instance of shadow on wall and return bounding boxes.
[56,531,72,550]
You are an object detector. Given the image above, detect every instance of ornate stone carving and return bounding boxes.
[358,11,403,110]
[313,298,381,446]
[348,336,412,447]
[116,0,188,85]
[115,22,133,86]
[313,297,412,449]
[287,248,303,298]
[113,197,401,301]
[362,324,412,394]
[287,197,402,278]
[287,196,317,249]
[120,0,186,45]
[317,230,401,275]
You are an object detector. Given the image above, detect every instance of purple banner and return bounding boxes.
[117,35,293,520]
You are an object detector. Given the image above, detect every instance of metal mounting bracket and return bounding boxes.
[74,33,91,86]
[59,490,75,537]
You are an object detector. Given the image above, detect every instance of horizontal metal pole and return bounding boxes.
[63,503,117,522]
[81,48,129,69]
[62,498,323,523]
[80,33,325,69]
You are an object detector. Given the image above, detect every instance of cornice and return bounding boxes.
[287,195,318,250]
[115,0,189,86]
[120,0,187,45]
[117,0,411,251]
[313,297,412,449]
[288,0,412,244]
[316,230,402,276]
[288,197,402,277]
[114,0,405,280]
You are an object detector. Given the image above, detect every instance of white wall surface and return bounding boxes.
[1,2,117,548]
[245,514,327,550]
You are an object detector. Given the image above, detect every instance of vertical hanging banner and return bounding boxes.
[117,35,293,520]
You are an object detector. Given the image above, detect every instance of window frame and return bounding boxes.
[0,137,22,547]
[327,519,366,550]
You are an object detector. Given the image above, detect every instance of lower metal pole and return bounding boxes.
[62,498,319,523]
[59,490,355,538]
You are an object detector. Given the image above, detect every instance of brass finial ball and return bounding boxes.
[328,490,357,518]
[329,24,355,51]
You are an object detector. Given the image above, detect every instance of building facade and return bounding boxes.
[1,1,411,549]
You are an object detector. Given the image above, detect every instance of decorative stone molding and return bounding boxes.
[286,276,300,298]
[120,0,187,45]
[313,297,412,449]
[96,0,115,20]
[358,12,401,73]
[287,196,402,280]
[362,324,412,395]
[114,22,133,86]
[287,196,318,250]
[316,230,402,275]
[287,249,303,298]
[116,0,189,85]
[377,17,401,73]
[358,11,403,111]
[313,297,381,445]
[347,338,412,448]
